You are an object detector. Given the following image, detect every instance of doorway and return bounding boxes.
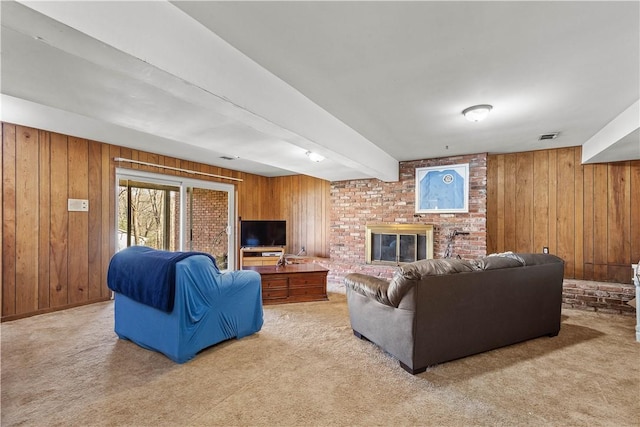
[116,169,236,270]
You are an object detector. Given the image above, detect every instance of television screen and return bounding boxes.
[240,220,286,247]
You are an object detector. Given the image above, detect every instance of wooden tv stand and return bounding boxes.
[239,246,285,268]
[243,263,329,305]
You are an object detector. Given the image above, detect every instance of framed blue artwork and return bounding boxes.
[415,163,469,213]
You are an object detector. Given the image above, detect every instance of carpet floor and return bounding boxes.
[1,293,638,426]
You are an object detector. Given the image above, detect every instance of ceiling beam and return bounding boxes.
[16,0,399,181]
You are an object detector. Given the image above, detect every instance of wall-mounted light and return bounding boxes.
[462,104,493,122]
[306,151,325,162]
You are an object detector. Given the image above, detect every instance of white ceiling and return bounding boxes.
[2,1,639,182]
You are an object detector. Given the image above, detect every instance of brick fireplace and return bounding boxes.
[326,153,487,287]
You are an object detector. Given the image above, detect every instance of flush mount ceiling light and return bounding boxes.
[306,151,325,162]
[462,104,493,122]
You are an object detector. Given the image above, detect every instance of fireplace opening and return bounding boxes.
[365,224,434,266]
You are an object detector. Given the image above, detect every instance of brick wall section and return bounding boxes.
[327,153,487,286]
[563,279,636,315]
[184,189,229,266]
[196,188,228,255]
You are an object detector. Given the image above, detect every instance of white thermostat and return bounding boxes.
[68,199,89,212]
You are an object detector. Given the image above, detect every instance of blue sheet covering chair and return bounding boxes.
[108,246,263,363]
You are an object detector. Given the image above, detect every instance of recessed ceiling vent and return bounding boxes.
[219,156,238,160]
[539,132,559,141]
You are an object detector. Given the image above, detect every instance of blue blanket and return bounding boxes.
[107,246,218,312]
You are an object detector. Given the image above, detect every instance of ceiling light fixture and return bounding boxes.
[306,151,325,162]
[462,104,493,122]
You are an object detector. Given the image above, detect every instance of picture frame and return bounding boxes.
[415,163,469,213]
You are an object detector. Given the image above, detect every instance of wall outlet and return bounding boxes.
[543,247,549,254]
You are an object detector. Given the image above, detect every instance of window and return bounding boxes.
[118,180,180,251]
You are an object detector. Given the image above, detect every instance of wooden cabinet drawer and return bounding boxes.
[289,285,326,297]
[289,274,326,287]
[243,258,265,266]
[262,288,288,300]
[262,277,287,289]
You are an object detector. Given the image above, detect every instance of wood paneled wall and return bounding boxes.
[265,175,331,258]
[1,123,330,320]
[487,146,640,283]
[2,125,113,318]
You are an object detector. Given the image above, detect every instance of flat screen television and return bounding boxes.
[240,220,286,248]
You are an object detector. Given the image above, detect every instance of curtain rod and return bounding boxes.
[113,157,243,182]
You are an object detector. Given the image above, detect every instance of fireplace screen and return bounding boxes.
[366,224,434,265]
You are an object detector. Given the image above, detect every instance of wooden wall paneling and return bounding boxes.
[631,160,640,264]
[573,148,585,279]
[287,176,299,255]
[532,150,549,254]
[129,148,139,169]
[298,176,308,255]
[593,164,609,280]
[582,164,595,280]
[607,162,632,283]
[308,176,323,256]
[548,150,558,256]
[119,147,132,165]
[67,137,89,304]
[485,156,498,254]
[109,145,120,280]
[142,151,159,175]
[607,162,630,263]
[163,154,177,170]
[556,148,576,277]
[503,154,517,251]
[2,123,17,316]
[88,141,102,299]
[515,152,534,252]
[313,178,324,256]
[38,130,51,309]
[0,124,4,313]
[495,155,506,253]
[15,127,40,314]
[101,144,112,297]
[49,133,69,307]
[317,179,325,257]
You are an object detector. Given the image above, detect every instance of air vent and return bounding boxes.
[539,132,559,141]
[219,156,238,161]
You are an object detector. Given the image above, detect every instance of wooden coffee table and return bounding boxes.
[243,263,329,305]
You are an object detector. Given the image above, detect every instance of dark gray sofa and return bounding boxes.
[344,253,564,374]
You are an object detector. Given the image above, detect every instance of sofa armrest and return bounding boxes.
[344,273,393,307]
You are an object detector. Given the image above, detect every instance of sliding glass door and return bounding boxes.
[116,169,236,270]
[185,187,230,269]
[117,179,180,251]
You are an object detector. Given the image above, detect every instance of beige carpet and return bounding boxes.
[1,293,638,427]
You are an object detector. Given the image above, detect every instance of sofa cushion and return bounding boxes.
[344,273,392,306]
[474,256,524,270]
[387,259,477,307]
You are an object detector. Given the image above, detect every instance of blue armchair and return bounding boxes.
[108,247,263,363]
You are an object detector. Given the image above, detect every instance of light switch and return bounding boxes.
[68,199,89,212]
